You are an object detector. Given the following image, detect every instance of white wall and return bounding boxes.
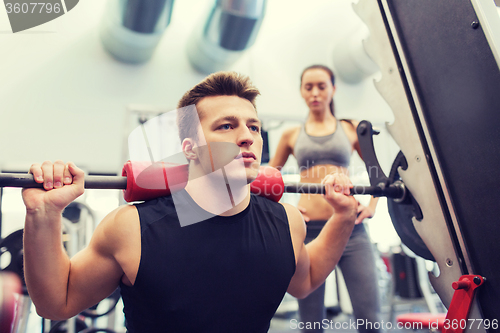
[0,1,402,245]
[0,2,403,329]
[0,0,396,174]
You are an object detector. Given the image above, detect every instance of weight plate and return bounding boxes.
[387,152,435,261]
[0,229,25,285]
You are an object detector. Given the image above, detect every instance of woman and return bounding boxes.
[269,65,382,333]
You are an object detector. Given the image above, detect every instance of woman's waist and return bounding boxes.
[297,195,334,220]
[298,164,349,182]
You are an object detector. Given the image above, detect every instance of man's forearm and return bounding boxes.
[24,211,71,319]
[304,212,354,291]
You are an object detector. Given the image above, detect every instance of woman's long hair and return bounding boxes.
[300,65,335,116]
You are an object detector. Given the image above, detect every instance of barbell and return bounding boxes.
[0,161,406,202]
[0,154,434,260]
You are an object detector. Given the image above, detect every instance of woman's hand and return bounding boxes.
[297,206,310,222]
[355,203,375,224]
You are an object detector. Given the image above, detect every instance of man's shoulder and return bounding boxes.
[279,202,303,222]
[279,203,306,237]
[131,195,188,234]
[90,204,140,257]
[134,195,177,217]
[250,196,302,224]
[106,204,140,232]
[250,194,284,210]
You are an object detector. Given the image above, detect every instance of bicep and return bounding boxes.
[64,208,130,317]
[66,243,123,316]
[287,242,311,298]
[282,203,311,298]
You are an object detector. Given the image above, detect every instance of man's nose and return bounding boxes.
[237,127,254,147]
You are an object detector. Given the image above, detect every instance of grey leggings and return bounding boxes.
[298,223,382,333]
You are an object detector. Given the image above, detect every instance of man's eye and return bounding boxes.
[250,125,260,132]
[219,124,231,130]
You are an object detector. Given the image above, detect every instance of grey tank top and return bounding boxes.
[294,120,352,170]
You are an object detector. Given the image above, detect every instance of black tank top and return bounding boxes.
[120,190,296,333]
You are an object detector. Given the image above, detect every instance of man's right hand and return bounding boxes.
[22,160,131,320]
[22,161,85,216]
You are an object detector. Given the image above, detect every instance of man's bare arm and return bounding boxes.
[286,173,357,298]
[22,161,137,320]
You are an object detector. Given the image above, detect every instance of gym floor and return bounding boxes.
[267,273,446,333]
[17,250,447,333]
[268,302,439,333]
[21,293,443,333]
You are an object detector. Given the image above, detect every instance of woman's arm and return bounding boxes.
[268,126,299,170]
[356,197,379,224]
[341,120,380,223]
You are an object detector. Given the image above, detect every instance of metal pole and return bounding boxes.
[0,173,406,199]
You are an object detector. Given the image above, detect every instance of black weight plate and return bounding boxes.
[0,229,25,284]
[80,287,121,319]
[387,152,434,261]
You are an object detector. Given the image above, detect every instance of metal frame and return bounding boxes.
[353,0,463,308]
[470,0,500,68]
[354,0,500,325]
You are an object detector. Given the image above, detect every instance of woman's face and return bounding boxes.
[300,68,335,113]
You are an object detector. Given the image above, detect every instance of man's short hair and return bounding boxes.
[177,71,260,142]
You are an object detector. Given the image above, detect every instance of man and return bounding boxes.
[22,72,357,332]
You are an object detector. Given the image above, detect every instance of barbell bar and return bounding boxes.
[0,163,406,202]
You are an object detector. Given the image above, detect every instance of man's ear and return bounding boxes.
[182,138,198,161]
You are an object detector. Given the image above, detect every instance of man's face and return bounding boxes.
[194,95,263,184]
